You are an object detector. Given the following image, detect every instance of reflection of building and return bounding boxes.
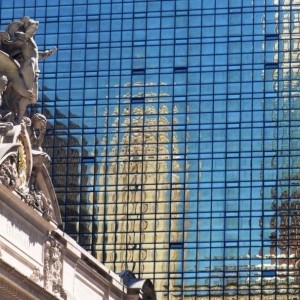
[5,0,300,298]
[95,104,186,292]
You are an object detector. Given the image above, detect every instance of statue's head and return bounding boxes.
[22,16,39,35]
[31,113,46,136]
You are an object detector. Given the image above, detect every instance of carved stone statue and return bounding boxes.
[0,18,58,223]
[0,16,56,122]
[29,113,47,151]
[0,75,13,135]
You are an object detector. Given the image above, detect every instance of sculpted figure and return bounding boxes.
[29,113,47,151]
[0,19,59,225]
[2,17,56,96]
[0,75,13,135]
[0,17,56,122]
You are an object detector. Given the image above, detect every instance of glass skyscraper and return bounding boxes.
[3,0,300,298]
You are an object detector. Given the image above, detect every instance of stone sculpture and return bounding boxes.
[0,17,57,222]
[0,75,13,136]
[0,17,64,296]
[0,16,56,122]
[29,113,48,151]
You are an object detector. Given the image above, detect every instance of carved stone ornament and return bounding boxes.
[0,154,18,190]
[44,237,62,295]
[30,187,53,221]
[29,267,43,283]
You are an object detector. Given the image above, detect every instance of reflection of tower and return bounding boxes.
[95,102,186,292]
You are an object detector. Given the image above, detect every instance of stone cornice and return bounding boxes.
[53,229,128,297]
[0,259,61,300]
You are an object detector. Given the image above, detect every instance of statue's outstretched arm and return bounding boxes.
[38,47,57,60]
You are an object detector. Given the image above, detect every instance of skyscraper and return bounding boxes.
[3,0,300,299]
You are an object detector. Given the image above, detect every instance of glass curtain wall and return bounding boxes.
[2,0,300,299]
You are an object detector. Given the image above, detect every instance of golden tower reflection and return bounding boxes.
[95,102,187,293]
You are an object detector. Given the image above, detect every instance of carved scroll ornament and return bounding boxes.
[44,237,62,295]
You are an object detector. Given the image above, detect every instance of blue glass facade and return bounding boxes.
[3,0,300,299]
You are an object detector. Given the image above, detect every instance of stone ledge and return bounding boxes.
[0,259,61,300]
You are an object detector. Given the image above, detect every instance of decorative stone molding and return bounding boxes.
[44,237,63,296]
[29,267,43,283]
[0,154,17,190]
[0,259,61,300]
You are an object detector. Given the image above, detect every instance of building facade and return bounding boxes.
[2,0,300,298]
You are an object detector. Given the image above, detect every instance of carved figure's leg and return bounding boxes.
[18,97,30,122]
